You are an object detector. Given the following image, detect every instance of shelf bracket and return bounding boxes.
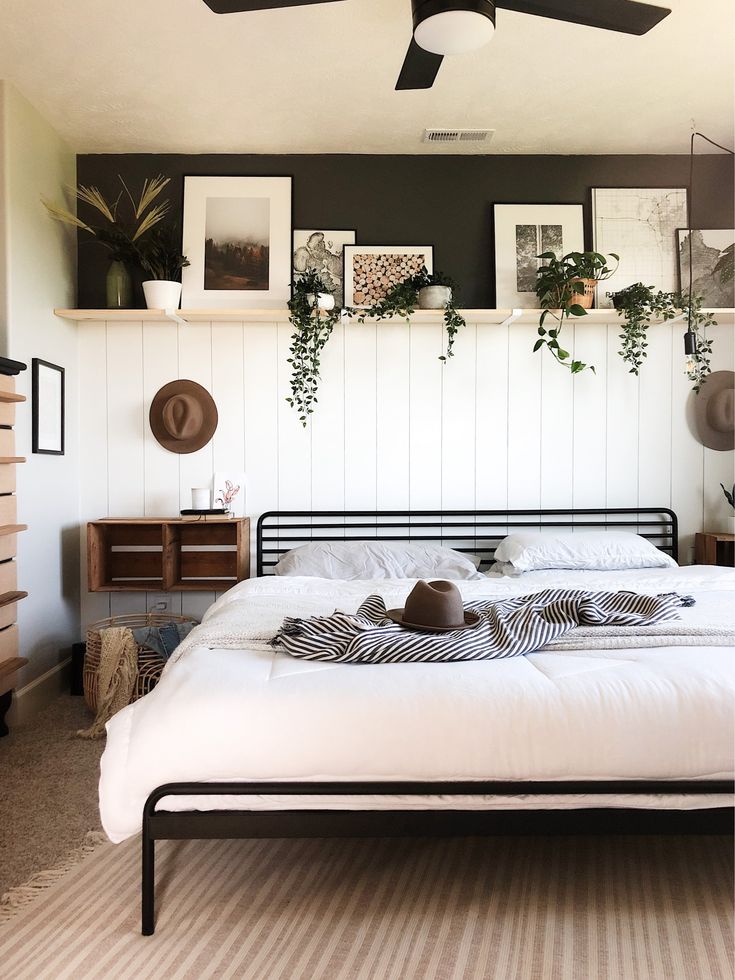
[164,309,188,326]
[499,309,523,328]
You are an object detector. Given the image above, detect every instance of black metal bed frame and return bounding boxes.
[140,508,734,936]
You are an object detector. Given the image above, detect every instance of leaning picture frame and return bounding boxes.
[343,244,434,308]
[492,203,585,308]
[181,175,293,309]
[32,358,65,455]
[292,229,356,308]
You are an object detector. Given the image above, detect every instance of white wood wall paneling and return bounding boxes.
[79,322,112,626]
[376,322,409,512]
[344,319,377,511]
[243,322,279,571]
[703,323,735,532]
[507,324,542,509]
[605,323,639,508]
[475,323,509,509]
[311,320,346,512]
[76,315,735,630]
[441,321,477,510]
[572,322,608,509]
[638,322,673,508]
[408,321,444,511]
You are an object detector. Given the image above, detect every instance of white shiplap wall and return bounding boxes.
[77,314,735,628]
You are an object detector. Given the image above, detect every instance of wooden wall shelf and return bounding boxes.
[0,392,25,403]
[55,307,735,326]
[87,518,250,592]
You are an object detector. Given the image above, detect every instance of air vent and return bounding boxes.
[423,128,494,144]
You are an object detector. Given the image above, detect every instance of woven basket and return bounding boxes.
[83,612,196,713]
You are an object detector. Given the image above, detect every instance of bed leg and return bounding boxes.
[141,828,155,935]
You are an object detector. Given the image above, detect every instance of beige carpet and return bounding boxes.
[0,833,732,980]
[0,696,103,897]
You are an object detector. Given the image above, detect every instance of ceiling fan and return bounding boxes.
[202,0,672,91]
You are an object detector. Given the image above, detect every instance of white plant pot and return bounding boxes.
[418,285,452,309]
[143,280,182,310]
[306,292,336,311]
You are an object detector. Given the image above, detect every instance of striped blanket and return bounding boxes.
[273,589,695,665]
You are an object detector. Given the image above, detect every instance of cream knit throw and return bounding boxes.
[78,627,138,740]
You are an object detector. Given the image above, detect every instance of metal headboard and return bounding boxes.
[256,508,679,575]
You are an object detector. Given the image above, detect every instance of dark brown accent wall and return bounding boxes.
[76,154,735,308]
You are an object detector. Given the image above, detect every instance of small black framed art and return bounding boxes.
[32,358,65,455]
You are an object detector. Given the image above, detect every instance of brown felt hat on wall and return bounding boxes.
[695,370,735,452]
[386,580,480,633]
[149,380,218,454]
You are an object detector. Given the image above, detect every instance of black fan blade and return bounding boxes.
[204,0,343,13]
[496,0,671,35]
[396,38,444,90]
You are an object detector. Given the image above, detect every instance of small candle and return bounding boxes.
[191,487,211,510]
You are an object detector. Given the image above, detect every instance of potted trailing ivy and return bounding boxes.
[136,226,190,310]
[286,271,341,426]
[357,267,467,361]
[611,284,716,388]
[43,175,171,309]
[534,251,618,373]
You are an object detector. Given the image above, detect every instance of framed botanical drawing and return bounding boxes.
[343,245,434,308]
[493,204,584,307]
[591,187,687,308]
[181,175,292,309]
[677,229,734,309]
[32,358,65,455]
[293,230,356,308]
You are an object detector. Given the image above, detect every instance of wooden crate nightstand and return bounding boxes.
[694,532,735,567]
[87,518,250,592]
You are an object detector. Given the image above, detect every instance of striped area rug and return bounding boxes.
[1,834,732,979]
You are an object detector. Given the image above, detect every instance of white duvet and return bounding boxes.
[100,566,735,842]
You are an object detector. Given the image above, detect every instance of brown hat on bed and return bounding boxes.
[149,380,218,454]
[386,580,480,633]
[695,370,734,452]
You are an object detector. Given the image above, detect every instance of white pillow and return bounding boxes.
[493,531,677,573]
[274,540,483,580]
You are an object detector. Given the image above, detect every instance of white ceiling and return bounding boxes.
[1,0,733,154]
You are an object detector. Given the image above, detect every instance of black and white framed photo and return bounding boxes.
[591,187,687,307]
[293,229,356,308]
[343,245,434,308]
[677,229,734,309]
[493,204,584,307]
[181,175,293,308]
[32,358,64,455]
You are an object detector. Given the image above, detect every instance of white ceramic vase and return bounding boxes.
[306,292,336,311]
[143,280,182,310]
[418,285,452,309]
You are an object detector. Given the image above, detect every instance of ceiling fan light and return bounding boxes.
[414,9,495,56]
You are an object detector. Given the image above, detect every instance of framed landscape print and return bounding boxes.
[493,204,584,307]
[181,175,292,308]
[677,229,734,309]
[591,187,687,308]
[344,245,433,308]
[293,229,356,308]
[32,358,64,455]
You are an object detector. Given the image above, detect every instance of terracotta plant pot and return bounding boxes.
[568,278,597,309]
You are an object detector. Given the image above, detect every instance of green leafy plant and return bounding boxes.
[611,283,677,374]
[721,483,735,509]
[354,267,467,360]
[42,175,171,264]
[135,226,190,281]
[534,251,618,373]
[286,271,342,426]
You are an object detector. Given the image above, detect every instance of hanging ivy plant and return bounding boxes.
[353,267,467,360]
[610,283,676,374]
[611,285,716,389]
[534,251,620,374]
[286,271,342,426]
